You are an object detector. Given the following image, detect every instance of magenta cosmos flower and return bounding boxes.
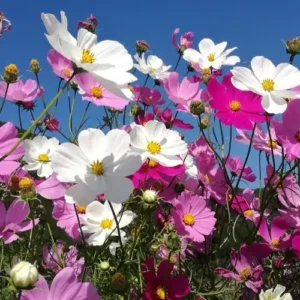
[75,73,128,109]
[208,74,266,130]
[0,199,39,244]
[0,122,24,176]
[142,258,191,300]
[0,79,41,103]
[225,155,256,182]
[215,244,264,293]
[171,191,216,243]
[172,28,194,52]
[21,267,100,300]
[47,49,74,81]
[163,72,199,105]
[133,85,165,106]
[274,100,300,160]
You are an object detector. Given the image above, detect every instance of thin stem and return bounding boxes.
[173,54,182,71]
[68,90,76,139]
[73,102,91,142]
[0,82,9,113]
[17,104,23,130]
[35,73,46,108]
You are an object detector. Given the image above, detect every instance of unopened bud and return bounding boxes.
[165,232,181,251]
[151,244,159,252]
[136,40,150,54]
[174,182,185,194]
[30,59,40,73]
[131,103,142,116]
[190,101,205,115]
[19,177,35,200]
[272,257,284,269]
[3,64,19,83]
[99,261,110,271]
[142,189,158,204]
[70,81,78,91]
[22,101,34,110]
[286,37,300,56]
[111,272,126,291]
[10,261,38,289]
[200,116,209,129]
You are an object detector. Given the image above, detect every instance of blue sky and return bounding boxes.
[1,0,299,187]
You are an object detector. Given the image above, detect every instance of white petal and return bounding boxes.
[199,38,215,55]
[273,63,300,90]
[106,153,142,176]
[272,285,286,297]
[130,125,148,149]
[64,183,97,206]
[261,94,287,114]
[148,153,183,167]
[147,55,163,69]
[183,49,201,64]
[118,211,136,228]
[105,176,133,203]
[86,201,109,221]
[77,28,97,49]
[58,37,82,63]
[144,120,167,142]
[87,231,107,246]
[37,163,53,178]
[222,55,240,66]
[251,56,275,82]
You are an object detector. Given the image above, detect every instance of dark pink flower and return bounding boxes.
[76,14,98,33]
[142,258,191,299]
[225,156,256,182]
[135,111,154,126]
[188,136,214,158]
[43,115,59,132]
[172,28,194,53]
[133,85,165,106]
[208,74,265,129]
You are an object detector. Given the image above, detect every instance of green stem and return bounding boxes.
[17,104,23,130]
[73,102,91,142]
[0,82,9,113]
[68,90,76,139]
[35,73,47,108]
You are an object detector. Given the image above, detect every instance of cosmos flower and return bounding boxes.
[259,285,292,300]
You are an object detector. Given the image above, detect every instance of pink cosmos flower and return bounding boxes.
[0,79,41,103]
[171,191,216,243]
[225,156,256,182]
[43,115,59,132]
[291,231,300,259]
[163,72,199,104]
[52,197,84,239]
[133,85,165,106]
[153,106,194,130]
[43,241,84,278]
[273,99,300,160]
[235,121,282,156]
[0,200,39,244]
[172,28,194,52]
[215,244,264,293]
[75,73,128,109]
[0,168,31,192]
[135,111,154,126]
[208,74,266,129]
[47,49,74,81]
[21,267,100,300]
[142,258,191,299]
[257,216,289,251]
[280,207,300,228]
[277,177,300,208]
[0,122,24,176]
[0,12,11,37]
[188,136,214,158]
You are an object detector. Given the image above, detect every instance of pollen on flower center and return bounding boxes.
[148,159,157,168]
[183,213,195,226]
[100,219,113,229]
[262,79,275,91]
[202,68,211,75]
[204,174,211,183]
[151,67,157,72]
[81,49,95,64]
[267,139,277,149]
[5,64,18,75]
[19,177,34,190]
[76,205,87,214]
[91,160,104,175]
[296,131,300,142]
[207,53,215,62]
[38,153,49,162]
[229,100,241,111]
[64,68,71,78]
[147,141,161,154]
[244,209,253,217]
[156,286,166,300]
[90,86,103,98]
[239,266,251,280]
[271,238,280,247]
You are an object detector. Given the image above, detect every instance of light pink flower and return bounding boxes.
[21,267,100,300]
[0,200,39,244]
[171,191,216,243]
[188,136,214,158]
[47,49,74,81]
[0,80,40,103]
[75,73,128,109]
[172,28,194,51]
[0,122,24,176]
[133,85,165,106]
[225,156,256,182]
[163,72,199,104]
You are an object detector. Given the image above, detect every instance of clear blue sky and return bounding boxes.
[0,0,299,187]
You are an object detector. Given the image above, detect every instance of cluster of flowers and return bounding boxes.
[1,9,300,300]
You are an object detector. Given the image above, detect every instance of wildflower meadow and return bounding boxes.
[1,7,300,300]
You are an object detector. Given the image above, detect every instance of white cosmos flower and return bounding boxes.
[183,38,240,69]
[130,120,187,167]
[133,53,172,80]
[23,136,59,178]
[82,201,135,246]
[231,56,300,114]
[109,235,128,256]
[41,11,136,100]
[51,128,142,205]
[183,154,198,178]
[259,285,292,300]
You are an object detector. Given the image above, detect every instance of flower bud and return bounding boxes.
[200,116,209,129]
[272,257,284,269]
[99,261,110,271]
[151,244,159,252]
[190,101,205,115]
[19,177,35,200]
[10,261,38,289]
[30,59,40,73]
[70,81,79,91]
[174,182,185,194]
[142,189,158,204]
[136,40,150,54]
[111,272,126,291]
[286,37,300,56]
[165,232,181,251]
[3,63,18,83]
[131,103,142,116]
[22,101,34,110]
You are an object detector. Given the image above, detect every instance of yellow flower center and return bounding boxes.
[229,100,241,111]
[239,266,251,280]
[64,68,71,78]
[91,160,104,175]
[147,141,161,154]
[202,68,211,75]
[30,59,39,66]
[271,238,279,247]
[76,205,87,214]
[151,67,157,72]
[145,97,152,103]
[19,177,34,190]
[148,159,157,168]
[81,49,95,64]
[204,174,211,183]
[38,153,49,162]
[296,131,300,142]
[5,64,18,75]
[183,213,195,226]
[90,86,103,98]
[100,219,113,229]
[156,287,166,299]
[244,209,254,217]
[267,139,277,149]
[207,53,215,62]
[262,79,275,92]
